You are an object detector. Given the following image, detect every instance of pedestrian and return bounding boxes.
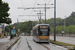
[1,35,3,38]
[6,33,7,38]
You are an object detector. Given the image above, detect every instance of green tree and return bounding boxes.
[66,12,75,26]
[0,0,11,24]
[46,18,63,27]
[66,25,75,33]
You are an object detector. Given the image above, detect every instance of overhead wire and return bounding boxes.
[28,0,49,21]
[20,0,25,18]
[20,0,51,21]
[20,0,38,21]
[21,0,24,7]
[47,0,52,4]
[29,0,37,20]
[25,0,50,7]
[29,0,52,21]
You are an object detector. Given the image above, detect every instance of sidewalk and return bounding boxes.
[0,36,19,50]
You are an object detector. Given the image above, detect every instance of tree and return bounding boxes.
[0,0,11,24]
[66,12,75,26]
[46,18,63,27]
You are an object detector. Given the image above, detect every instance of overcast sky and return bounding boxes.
[2,0,75,24]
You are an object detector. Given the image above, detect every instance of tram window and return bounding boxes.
[41,29,48,31]
[40,31,42,35]
[37,30,38,34]
[39,29,49,36]
[42,31,48,36]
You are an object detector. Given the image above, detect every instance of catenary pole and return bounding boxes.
[54,0,56,41]
[45,3,46,24]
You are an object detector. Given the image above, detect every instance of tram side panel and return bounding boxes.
[33,28,37,42]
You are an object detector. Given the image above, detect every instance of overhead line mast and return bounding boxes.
[54,0,56,41]
[37,3,53,24]
[18,7,53,23]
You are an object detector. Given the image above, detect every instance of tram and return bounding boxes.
[32,24,50,43]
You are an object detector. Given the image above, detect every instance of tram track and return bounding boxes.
[33,38,50,50]
[38,43,50,50]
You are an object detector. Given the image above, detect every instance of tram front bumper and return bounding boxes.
[38,39,49,42]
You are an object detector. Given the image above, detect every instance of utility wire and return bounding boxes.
[22,0,48,7]
[29,0,51,20]
[21,0,25,17]
[21,0,24,7]
[21,0,48,16]
[20,0,50,20]
[29,0,37,20]
[47,0,51,3]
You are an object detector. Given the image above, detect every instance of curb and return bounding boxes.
[10,38,21,50]
[6,37,20,50]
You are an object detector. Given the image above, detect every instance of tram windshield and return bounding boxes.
[39,29,49,36]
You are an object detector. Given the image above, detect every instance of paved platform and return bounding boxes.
[11,36,29,50]
[0,36,19,50]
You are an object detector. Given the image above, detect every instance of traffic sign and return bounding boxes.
[11,29,16,35]
[18,29,20,32]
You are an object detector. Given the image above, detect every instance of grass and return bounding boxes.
[7,37,20,50]
[15,37,20,43]
[50,40,75,50]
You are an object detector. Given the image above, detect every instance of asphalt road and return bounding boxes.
[50,36,75,45]
[11,36,68,50]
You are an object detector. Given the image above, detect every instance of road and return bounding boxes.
[11,36,68,50]
[50,36,75,45]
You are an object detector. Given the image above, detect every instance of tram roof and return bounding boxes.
[33,24,49,29]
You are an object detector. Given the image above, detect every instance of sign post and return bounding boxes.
[10,27,16,39]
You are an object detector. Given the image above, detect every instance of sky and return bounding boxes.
[2,0,75,24]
